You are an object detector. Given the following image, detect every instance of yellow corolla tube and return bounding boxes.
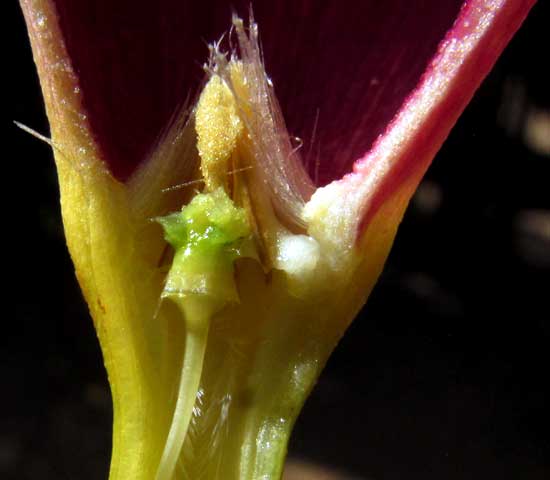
[20,1,535,479]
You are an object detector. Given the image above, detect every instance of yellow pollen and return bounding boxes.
[195,74,243,191]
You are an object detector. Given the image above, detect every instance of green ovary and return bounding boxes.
[158,187,252,307]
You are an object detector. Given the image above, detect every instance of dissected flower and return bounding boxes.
[20,1,535,479]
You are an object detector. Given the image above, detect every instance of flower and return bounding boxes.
[20,1,535,479]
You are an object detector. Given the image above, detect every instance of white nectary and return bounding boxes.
[275,234,320,276]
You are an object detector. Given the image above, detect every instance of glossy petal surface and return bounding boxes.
[46,0,466,183]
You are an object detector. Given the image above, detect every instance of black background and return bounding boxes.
[6,1,549,479]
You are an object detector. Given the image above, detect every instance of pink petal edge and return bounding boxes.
[351,0,536,236]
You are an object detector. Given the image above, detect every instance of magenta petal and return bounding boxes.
[353,0,536,230]
[39,0,532,184]
[258,0,464,186]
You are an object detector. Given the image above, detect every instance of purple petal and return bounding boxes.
[25,0,533,186]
